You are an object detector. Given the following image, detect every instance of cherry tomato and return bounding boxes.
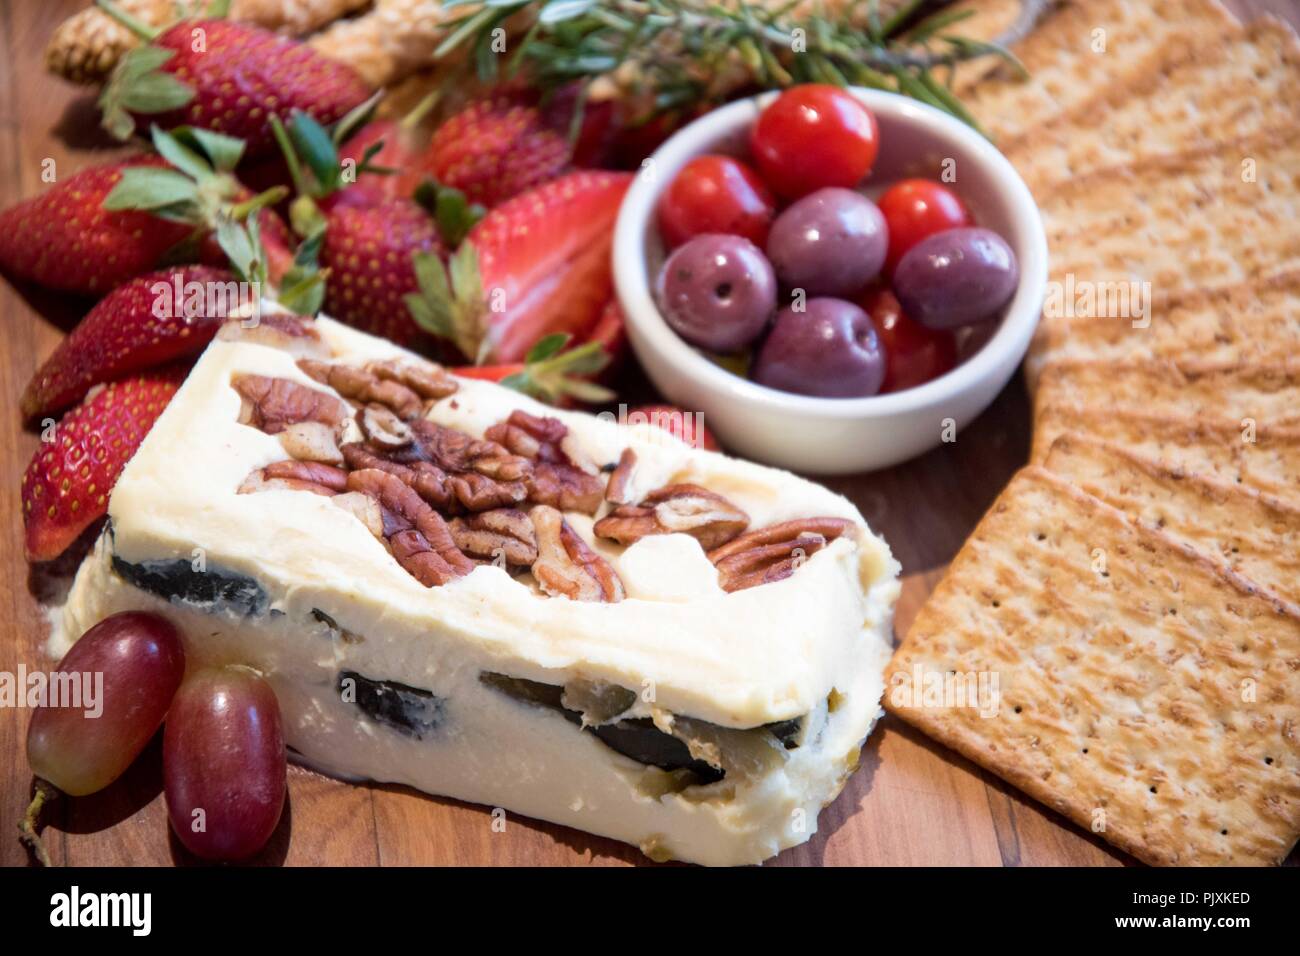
[657,154,776,248]
[877,179,972,275]
[749,85,879,199]
[861,287,956,392]
[628,403,720,451]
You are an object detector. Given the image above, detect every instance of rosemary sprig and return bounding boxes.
[434,0,1050,132]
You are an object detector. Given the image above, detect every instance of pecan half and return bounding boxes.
[277,420,344,463]
[529,505,624,602]
[239,460,349,497]
[360,403,414,449]
[595,483,749,551]
[298,359,424,420]
[332,491,385,538]
[217,314,331,359]
[707,517,855,593]
[367,358,458,402]
[346,468,475,586]
[343,442,527,514]
[232,374,349,436]
[486,411,604,514]
[450,508,538,566]
[604,448,637,505]
[397,420,532,483]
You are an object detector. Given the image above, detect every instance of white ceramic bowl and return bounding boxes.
[612,88,1047,475]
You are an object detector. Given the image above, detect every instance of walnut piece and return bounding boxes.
[707,517,855,592]
[450,508,538,566]
[232,374,349,436]
[529,505,624,602]
[486,411,604,514]
[346,468,475,586]
[594,483,749,551]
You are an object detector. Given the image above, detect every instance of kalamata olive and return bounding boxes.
[656,234,777,352]
[765,188,887,296]
[751,298,885,398]
[892,227,1019,329]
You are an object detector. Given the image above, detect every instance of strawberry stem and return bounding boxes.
[95,0,163,41]
[17,778,57,867]
[230,185,290,221]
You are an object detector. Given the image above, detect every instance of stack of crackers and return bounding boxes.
[886,0,1300,865]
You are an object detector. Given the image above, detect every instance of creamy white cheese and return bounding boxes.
[58,316,900,865]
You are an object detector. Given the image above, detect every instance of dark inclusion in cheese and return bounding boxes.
[110,552,269,616]
[480,673,807,784]
[339,670,444,740]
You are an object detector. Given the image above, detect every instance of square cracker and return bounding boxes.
[885,466,1300,866]
[966,0,1238,142]
[1034,358,1300,430]
[1039,129,1300,299]
[1007,18,1300,190]
[1030,405,1300,507]
[1043,433,1300,614]
[1025,271,1300,383]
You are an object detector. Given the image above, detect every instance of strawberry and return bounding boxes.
[98,13,371,157]
[324,119,427,211]
[320,200,447,348]
[21,266,237,420]
[405,170,632,365]
[423,94,573,208]
[0,157,193,296]
[22,367,185,562]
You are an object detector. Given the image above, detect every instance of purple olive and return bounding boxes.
[892,227,1019,329]
[656,233,777,352]
[751,298,885,398]
[765,188,887,296]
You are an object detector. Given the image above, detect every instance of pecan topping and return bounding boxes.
[232,374,349,435]
[486,411,604,514]
[298,359,424,420]
[346,468,475,586]
[707,518,855,593]
[331,491,385,538]
[595,483,750,551]
[367,358,458,402]
[277,421,344,464]
[529,505,624,602]
[397,419,532,483]
[343,445,521,514]
[217,314,331,359]
[239,460,349,497]
[450,509,538,567]
[360,403,414,449]
[604,448,637,505]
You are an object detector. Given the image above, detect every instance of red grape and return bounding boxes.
[164,666,286,862]
[27,612,185,797]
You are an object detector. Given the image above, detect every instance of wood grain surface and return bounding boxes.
[1,0,1296,867]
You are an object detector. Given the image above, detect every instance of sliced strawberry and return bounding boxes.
[21,266,237,420]
[22,367,186,562]
[0,157,192,296]
[585,298,628,380]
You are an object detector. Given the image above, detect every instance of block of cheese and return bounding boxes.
[57,314,900,866]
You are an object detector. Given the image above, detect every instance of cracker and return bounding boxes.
[1040,129,1300,299]
[1043,433,1300,613]
[1026,270,1300,382]
[1034,357,1300,430]
[1006,18,1300,191]
[885,466,1300,866]
[965,0,1239,142]
[1030,405,1300,506]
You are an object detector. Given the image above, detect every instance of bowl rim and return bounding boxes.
[612,88,1048,420]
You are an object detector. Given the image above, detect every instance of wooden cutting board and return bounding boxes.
[1,0,1296,867]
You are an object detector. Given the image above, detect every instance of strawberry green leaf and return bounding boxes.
[498,338,614,404]
[98,45,194,141]
[181,127,247,173]
[525,333,571,364]
[405,244,491,364]
[332,91,385,147]
[414,178,486,247]
[103,167,201,215]
[150,125,215,181]
[288,110,342,196]
[206,0,233,17]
